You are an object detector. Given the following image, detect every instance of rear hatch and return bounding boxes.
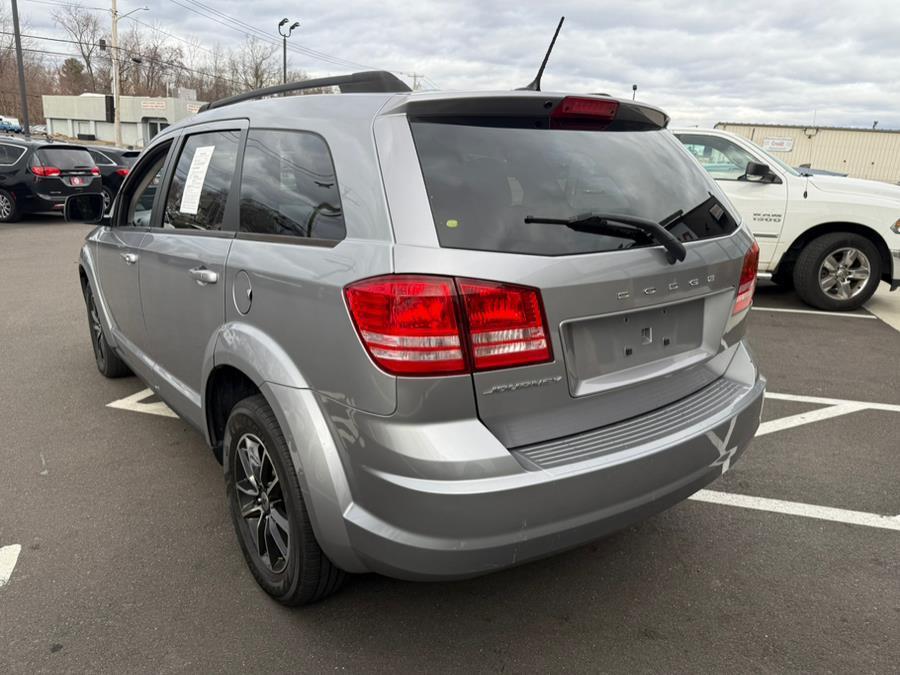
[32,146,100,197]
[377,94,753,448]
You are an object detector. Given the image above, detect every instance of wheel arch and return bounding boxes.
[776,222,892,282]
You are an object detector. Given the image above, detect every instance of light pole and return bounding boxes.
[10,0,30,137]
[110,1,148,146]
[278,18,300,85]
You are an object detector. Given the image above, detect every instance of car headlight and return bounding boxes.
[892,218,900,234]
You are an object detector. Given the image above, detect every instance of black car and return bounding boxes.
[0,136,102,222]
[84,145,140,212]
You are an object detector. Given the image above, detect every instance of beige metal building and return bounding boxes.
[41,93,205,148]
[715,122,900,184]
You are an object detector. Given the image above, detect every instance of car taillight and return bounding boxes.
[549,96,619,130]
[456,278,551,370]
[115,168,129,176]
[31,166,61,177]
[345,275,553,376]
[91,167,101,175]
[732,240,760,315]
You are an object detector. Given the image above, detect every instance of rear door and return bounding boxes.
[138,121,245,425]
[676,132,788,268]
[379,98,752,448]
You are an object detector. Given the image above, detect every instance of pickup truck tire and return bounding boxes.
[84,283,132,378]
[224,394,345,605]
[0,189,19,223]
[793,233,881,311]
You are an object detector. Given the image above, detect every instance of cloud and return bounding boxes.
[24,0,900,128]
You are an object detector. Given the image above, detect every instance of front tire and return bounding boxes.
[224,394,345,605]
[83,283,132,377]
[793,233,881,311]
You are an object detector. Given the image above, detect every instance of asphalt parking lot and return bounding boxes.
[2,217,898,673]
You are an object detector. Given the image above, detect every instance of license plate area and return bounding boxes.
[560,293,732,397]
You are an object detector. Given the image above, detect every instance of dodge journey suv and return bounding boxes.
[70,71,765,605]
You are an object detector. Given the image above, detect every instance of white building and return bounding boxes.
[41,93,205,148]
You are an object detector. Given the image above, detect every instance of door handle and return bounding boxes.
[121,252,138,265]
[189,266,218,285]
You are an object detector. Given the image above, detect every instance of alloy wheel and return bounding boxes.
[0,193,11,220]
[818,247,870,301]
[234,433,291,574]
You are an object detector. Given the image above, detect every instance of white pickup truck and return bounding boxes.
[674,128,900,311]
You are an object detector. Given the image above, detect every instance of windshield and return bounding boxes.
[410,123,738,256]
[746,140,801,176]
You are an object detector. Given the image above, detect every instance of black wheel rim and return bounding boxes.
[234,432,290,574]
[87,290,106,368]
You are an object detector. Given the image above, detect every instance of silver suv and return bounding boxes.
[71,72,765,605]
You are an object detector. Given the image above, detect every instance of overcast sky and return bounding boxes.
[21,0,900,128]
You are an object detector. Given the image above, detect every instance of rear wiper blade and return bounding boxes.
[524,211,688,264]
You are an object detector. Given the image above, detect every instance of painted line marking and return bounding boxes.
[756,402,868,436]
[690,490,900,531]
[0,545,22,588]
[765,391,900,413]
[752,306,877,319]
[107,388,178,418]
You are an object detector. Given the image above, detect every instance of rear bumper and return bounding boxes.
[273,340,765,580]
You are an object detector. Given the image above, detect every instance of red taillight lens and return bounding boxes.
[550,96,619,130]
[115,167,129,176]
[31,166,61,177]
[456,278,552,371]
[345,275,553,376]
[91,166,101,175]
[733,240,760,315]
[345,275,466,375]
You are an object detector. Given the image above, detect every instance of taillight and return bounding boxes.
[732,240,760,315]
[345,275,553,376]
[456,278,551,370]
[550,96,619,130]
[91,167,101,175]
[115,168,129,176]
[31,166,61,177]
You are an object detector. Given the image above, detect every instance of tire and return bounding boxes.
[770,267,794,290]
[0,189,19,223]
[792,233,882,311]
[83,283,132,377]
[224,394,345,605]
[101,186,114,214]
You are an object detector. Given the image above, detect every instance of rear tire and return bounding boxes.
[83,283,132,378]
[792,233,881,311]
[0,189,19,223]
[101,186,114,214]
[224,394,345,605]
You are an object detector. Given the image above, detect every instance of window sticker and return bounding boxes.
[179,145,215,215]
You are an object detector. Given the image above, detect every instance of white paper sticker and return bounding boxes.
[179,145,215,215]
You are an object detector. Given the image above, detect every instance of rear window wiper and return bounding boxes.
[524,211,688,264]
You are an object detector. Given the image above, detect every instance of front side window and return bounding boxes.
[163,130,240,231]
[124,148,169,228]
[676,134,759,180]
[239,129,345,242]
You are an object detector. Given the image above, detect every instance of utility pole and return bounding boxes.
[407,73,423,90]
[278,18,300,85]
[10,0,30,137]
[111,0,122,146]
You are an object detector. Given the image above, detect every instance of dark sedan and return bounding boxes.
[84,146,140,212]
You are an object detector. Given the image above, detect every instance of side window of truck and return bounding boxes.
[238,129,346,242]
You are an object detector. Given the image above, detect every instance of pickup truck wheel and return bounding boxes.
[0,189,19,223]
[84,283,132,377]
[793,233,881,311]
[224,394,345,605]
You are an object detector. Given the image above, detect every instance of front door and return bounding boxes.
[677,133,789,268]
[138,123,244,426]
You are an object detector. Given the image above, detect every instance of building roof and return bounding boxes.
[716,121,900,135]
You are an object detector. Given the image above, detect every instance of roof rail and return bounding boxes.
[199,70,412,112]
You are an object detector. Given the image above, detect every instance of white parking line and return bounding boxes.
[0,544,21,588]
[107,388,178,418]
[690,490,900,531]
[752,306,877,319]
[765,391,900,413]
[756,402,869,436]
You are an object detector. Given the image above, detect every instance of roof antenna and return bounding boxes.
[517,16,565,91]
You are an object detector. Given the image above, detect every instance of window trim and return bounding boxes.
[236,126,346,246]
[0,143,27,166]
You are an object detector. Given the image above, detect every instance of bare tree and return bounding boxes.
[233,37,279,90]
[52,3,107,92]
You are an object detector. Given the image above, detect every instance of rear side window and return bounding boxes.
[163,130,240,230]
[239,129,345,242]
[34,148,94,170]
[88,150,115,165]
[410,124,738,256]
[0,144,26,165]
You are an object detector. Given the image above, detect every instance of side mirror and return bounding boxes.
[745,161,772,182]
[64,193,107,224]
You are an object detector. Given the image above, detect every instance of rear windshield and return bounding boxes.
[35,148,95,170]
[121,151,140,166]
[410,124,738,256]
